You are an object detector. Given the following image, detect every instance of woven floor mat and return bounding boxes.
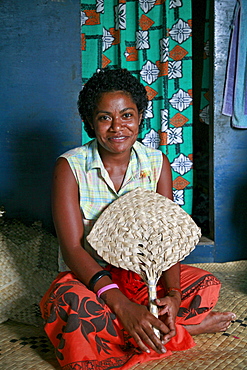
[0,261,246,370]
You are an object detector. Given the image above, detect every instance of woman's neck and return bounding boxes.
[98,145,132,192]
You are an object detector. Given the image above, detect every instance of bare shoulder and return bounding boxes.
[156,152,173,200]
[161,152,171,170]
[54,156,70,173]
[53,157,75,183]
[52,157,79,206]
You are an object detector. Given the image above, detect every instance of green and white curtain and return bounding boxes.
[81,0,193,214]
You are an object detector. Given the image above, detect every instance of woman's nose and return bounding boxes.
[110,116,122,131]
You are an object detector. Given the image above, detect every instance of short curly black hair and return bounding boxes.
[77,68,148,138]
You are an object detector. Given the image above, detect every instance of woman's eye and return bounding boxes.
[123,112,132,118]
[99,115,110,121]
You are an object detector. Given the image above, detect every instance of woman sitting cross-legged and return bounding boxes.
[40,68,235,370]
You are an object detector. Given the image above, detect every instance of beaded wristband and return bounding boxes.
[88,270,112,291]
[96,283,119,298]
[167,287,182,296]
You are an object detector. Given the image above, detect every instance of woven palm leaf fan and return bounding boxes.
[87,188,201,336]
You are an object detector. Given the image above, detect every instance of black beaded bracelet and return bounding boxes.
[88,270,112,291]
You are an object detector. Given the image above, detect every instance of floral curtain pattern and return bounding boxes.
[80,0,193,214]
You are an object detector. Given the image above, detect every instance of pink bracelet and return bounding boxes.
[96,284,119,298]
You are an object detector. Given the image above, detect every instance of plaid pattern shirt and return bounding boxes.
[59,139,163,269]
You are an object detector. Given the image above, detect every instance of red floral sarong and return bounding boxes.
[40,264,221,370]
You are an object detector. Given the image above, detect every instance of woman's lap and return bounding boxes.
[40,264,221,369]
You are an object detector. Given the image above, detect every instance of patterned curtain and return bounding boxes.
[80,0,193,214]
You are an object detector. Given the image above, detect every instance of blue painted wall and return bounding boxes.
[182,0,247,264]
[0,0,246,261]
[0,0,82,231]
[212,0,247,262]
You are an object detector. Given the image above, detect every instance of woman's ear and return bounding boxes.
[87,117,94,130]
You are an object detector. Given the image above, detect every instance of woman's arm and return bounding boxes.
[52,157,112,290]
[156,153,173,200]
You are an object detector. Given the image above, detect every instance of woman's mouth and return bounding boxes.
[109,136,127,142]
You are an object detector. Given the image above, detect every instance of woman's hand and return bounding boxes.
[116,298,170,354]
[155,291,181,344]
[101,289,170,354]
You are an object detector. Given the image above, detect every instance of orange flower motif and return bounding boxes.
[81,34,86,51]
[169,45,188,61]
[109,28,120,45]
[159,131,167,146]
[170,113,189,128]
[125,47,138,61]
[155,0,165,4]
[102,55,111,68]
[145,86,158,101]
[84,10,100,25]
[156,61,168,77]
[188,89,193,105]
[139,14,154,31]
[173,176,190,190]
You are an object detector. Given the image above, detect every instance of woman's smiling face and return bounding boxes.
[90,91,142,156]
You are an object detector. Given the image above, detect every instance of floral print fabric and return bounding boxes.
[80,0,193,214]
[40,264,221,370]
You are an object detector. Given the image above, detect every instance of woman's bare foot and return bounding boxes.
[184,311,236,335]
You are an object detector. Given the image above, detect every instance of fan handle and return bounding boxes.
[148,279,160,338]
